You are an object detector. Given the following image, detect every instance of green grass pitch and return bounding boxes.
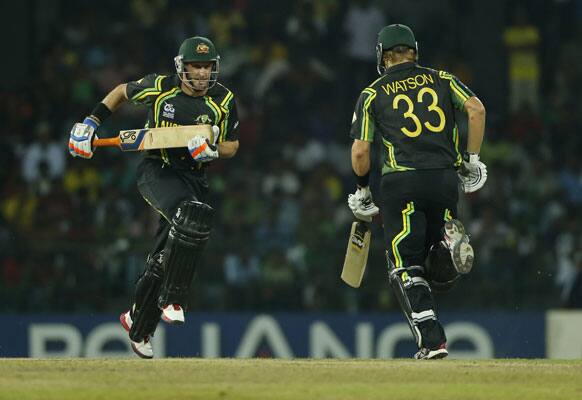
[0,359,580,400]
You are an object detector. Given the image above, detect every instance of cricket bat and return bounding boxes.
[93,124,214,151]
[341,221,372,288]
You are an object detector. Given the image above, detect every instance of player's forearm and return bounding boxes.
[218,140,239,158]
[87,84,128,124]
[464,96,486,154]
[100,84,129,115]
[351,139,371,177]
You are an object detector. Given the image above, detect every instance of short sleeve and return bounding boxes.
[349,88,377,142]
[126,74,166,105]
[217,91,239,143]
[439,71,475,111]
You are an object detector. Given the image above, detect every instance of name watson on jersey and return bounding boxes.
[381,73,434,96]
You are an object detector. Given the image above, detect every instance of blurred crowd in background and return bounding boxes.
[1,0,581,313]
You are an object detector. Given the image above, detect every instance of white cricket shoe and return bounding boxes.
[414,343,449,360]
[161,304,185,325]
[443,219,474,274]
[119,310,153,359]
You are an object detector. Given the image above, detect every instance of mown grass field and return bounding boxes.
[0,358,580,400]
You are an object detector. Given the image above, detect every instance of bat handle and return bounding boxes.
[210,125,219,147]
[93,137,120,148]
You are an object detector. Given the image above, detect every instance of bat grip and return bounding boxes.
[93,137,120,148]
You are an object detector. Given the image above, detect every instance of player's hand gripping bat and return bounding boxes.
[92,125,214,151]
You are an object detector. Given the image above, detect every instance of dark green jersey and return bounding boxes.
[350,62,474,174]
[126,74,238,170]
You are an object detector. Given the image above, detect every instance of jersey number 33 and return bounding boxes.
[392,87,445,138]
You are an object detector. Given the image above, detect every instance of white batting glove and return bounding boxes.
[69,117,98,159]
[348,186,379,222]
[459,153,487,193]
[188,135,219,162]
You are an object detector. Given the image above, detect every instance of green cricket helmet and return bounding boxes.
[174,36,220,89]
[376,24,418,75]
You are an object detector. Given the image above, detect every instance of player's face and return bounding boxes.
[183,62,213,91]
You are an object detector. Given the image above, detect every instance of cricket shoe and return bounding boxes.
[443,219,474,274]
[414,343,448,360]
[161,304,185,325]
[120,310,153,359]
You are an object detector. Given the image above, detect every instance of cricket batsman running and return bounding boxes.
[68,36,239,358]
[347,24,487,359]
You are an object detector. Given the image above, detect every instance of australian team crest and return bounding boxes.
[196,114,212,124]
[196,43,210,54]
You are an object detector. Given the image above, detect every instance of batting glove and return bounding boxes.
[69,117,98,159]
[188,135,219,162]
[348,186,379,222]
[458,152,487,193]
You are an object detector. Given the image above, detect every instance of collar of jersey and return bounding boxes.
[385,61,417,74]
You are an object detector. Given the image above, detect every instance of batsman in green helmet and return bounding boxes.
[346,24,488,360]
[375,24,418,75]
[67,36,240,359]
[174,36,221,91]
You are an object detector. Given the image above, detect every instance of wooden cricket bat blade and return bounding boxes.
[341,221,371,288]
[93,124,213,151]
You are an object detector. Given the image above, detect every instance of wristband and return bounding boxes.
[463,152,479,163]
[355,171,370,188]
[90,102,112,124]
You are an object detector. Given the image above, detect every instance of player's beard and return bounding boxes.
[190,77,210,91]
[180,72,210,93]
